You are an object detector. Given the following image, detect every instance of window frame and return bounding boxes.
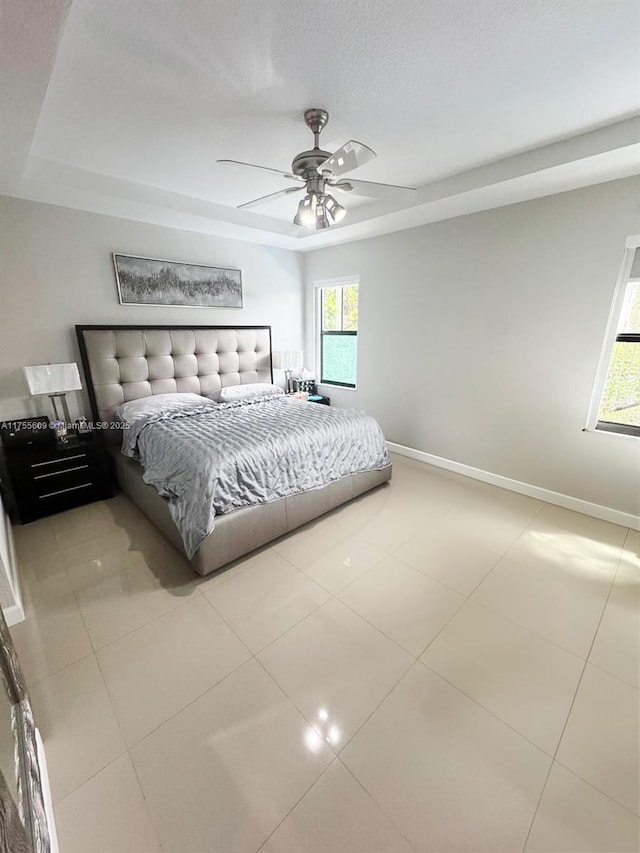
[585,235,640,438]
[314,276,360,390]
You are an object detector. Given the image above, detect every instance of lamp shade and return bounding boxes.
[24,363,82,396]
[273,351,303,371]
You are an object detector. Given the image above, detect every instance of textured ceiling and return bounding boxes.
[3,0,639,248]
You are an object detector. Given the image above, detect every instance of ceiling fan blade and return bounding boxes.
[217,159,302,182]
[238,186,303,210]
[329,177,416,201]
[317,140,376,177]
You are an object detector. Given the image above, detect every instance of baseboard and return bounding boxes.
[387,442,640,531]
[36,728,59,853]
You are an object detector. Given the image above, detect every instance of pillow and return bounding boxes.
[208,383,284,403]
[116,393,211,425]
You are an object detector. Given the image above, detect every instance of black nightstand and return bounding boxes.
[1,434,112,524]
[308,395,330,406]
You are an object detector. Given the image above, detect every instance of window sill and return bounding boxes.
[583,424,639,440]
[317,383,358,392]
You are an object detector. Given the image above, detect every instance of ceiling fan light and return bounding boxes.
[315,205,331,230]
[324,194,346,224]
[294,195,317,228]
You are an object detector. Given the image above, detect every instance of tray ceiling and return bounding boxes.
[2,0,639,250]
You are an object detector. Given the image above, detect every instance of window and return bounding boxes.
[317,280,358,388]
[588,241,640,438]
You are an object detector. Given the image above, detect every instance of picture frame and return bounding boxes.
[113,253,243,308]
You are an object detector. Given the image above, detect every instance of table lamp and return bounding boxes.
[273,351,303,393]
[23,363,82,424]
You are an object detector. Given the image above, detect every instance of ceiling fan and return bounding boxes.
[217,108,416,230]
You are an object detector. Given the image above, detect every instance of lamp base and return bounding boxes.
[48,393,71,426]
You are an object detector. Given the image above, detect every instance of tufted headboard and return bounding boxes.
[76,325,273,441]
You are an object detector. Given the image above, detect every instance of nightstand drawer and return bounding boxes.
[29,451,88,471]
[31,463,94,498]
[8,449,89,476]
[36,481,99,507]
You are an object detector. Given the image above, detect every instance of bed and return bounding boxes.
[76,325,392,576]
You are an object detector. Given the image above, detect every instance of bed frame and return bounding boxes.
[76,325,391,576]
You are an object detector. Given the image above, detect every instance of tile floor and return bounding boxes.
[8,453,640,853]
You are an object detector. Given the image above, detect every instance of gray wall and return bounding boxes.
[304,177,640,516]
[0,197,303,421]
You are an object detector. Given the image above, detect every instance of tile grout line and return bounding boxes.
[19,563,200,690]
[417,658,558,760]
[50,753,129,812]
[71,556,200,651]
[252,757,341,852]
[519,528,630,853]
[108,592,255,750]
[62,578,133,805]
[586,658,639,690]
[22,649,96,693]
[483,545,620,602]
[298,548,388,595]
[120,575,337,757]
[252,643,418,851]
[90,582,257,851]
[335,756,420,852]
[240,529,425,749]
[550,755,640,819]
[202,563,334,658]
[201,514,355,595]
[391,543,503,599]
[13,523,95,693]
[261,606,413,747]
[125,752,167,852]
[124,653,253,751]
[463,595,603,663]
[336,580,466,664]
[392,499,625,663]
[334,662,424,767]
[92,585,203,653]
[45,655,130,812]
[332,503,523,665]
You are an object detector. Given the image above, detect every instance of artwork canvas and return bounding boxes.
[113,254,243,308]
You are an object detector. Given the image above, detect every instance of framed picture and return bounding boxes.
[113,254,243,308]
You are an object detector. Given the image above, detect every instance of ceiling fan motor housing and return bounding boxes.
[291,149,332,179]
